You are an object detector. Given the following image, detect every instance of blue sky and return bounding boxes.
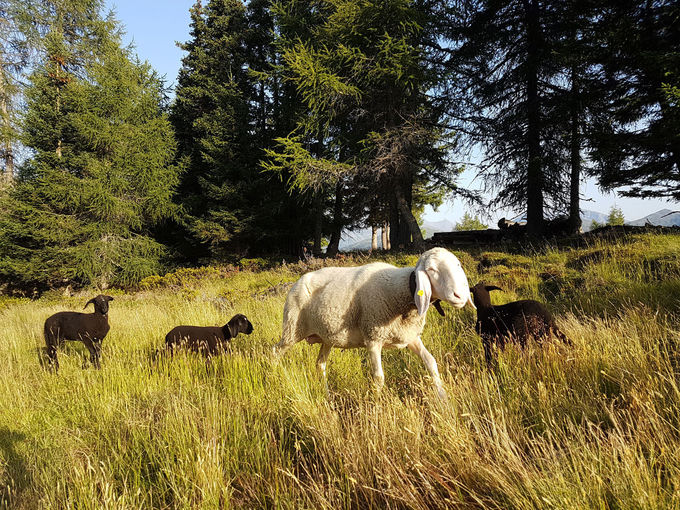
[105,0,676,225]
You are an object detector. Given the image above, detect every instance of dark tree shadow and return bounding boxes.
[0,428,29,508]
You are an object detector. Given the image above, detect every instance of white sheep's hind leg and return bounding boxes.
[367,344,385,391]
[408,336,447,401]
[316,344,332,397]
[273,310,302,357]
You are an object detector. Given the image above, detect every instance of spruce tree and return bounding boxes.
[606,205,625,226]
[171,0,309,259]
[0,0,180,290]
[588,0,680,200]
[445,0,572,234]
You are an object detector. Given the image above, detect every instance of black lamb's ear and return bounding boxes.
[84,298,96,310]
[432,300,446,317]
[225,317,239,339]
[485,285,503,292]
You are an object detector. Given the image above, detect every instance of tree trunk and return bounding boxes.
[394,184,424,250]
[313,193,322,256]
[396,174,413,247]
[371,225,378,252]
[381,223,388,250]
[524,0,543,235]
[326,180,343,257]
[55,57,63,159]
[568,64,581,234]
[0,85,13,183]
[389,194,400,250]
[0,55,14,183]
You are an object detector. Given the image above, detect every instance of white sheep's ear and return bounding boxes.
[414,268,432,316]
[467,295,476,310]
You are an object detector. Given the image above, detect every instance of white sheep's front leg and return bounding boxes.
[316,344,332,378]
[367,344,385,391]
[316,344,332,396]
[408,336,447,400]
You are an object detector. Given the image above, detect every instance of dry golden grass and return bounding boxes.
[1,234,679,508]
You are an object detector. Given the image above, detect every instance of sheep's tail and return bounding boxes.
[274,300,301,358]
[551,325,572,346]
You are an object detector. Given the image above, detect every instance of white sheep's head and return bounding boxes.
[413,248,474,316]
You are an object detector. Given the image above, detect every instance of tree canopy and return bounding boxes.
[0,0,180,290]
[0,0,678,291]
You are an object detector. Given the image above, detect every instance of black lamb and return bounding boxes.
[44,295,114,371]
[164,313,254,357]
[470,283,570,365]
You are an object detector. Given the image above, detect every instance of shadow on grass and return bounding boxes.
[0,428,29,509]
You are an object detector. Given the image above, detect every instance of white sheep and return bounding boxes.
[273,248,474,398]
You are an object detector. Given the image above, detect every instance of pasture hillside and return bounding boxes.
[1,234,679,509]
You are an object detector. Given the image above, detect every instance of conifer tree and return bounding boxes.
[0,0,180,290]
[455,213,488,231]
[588,0,680,200]
[606,205,625,226]
[171,0,309,259]
[266,0,461,249]
[445,0,568,235]
[0,0,36,184]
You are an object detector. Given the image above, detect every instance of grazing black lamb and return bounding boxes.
[470,283,570,365]
[164,314,254,357]
[44,295,114,371]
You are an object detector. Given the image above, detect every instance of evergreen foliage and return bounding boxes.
[0,0,180,290]
[0,0,678,292]
[0,0,36,184]
[266,0,462,249]
[170,0,310,260]
[606,205,625,226]
[445,0,572,234]
[589,0,680,200]
[454,213,488,231]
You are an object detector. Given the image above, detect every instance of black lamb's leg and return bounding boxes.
[47,342,59,372]
[483,337,493,368]
[84,338,101,369]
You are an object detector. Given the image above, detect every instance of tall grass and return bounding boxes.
[1,234,679,508]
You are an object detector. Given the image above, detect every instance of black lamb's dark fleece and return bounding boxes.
[43,294,114,371]
[164,313,254,357]
[470,283,570,365]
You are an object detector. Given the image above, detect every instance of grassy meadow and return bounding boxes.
[1,233,679,509]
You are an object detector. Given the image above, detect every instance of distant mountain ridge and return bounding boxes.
[626,209,680,227]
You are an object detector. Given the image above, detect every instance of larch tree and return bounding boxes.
[265,0,461,250]
[0,0,36,185]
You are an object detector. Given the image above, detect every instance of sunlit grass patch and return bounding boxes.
[1,233,679,508]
